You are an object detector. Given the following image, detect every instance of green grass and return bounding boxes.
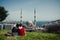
[0,30,60,40]
[0,30,11,40]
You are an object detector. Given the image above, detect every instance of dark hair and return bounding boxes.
[16,23,23,28]
[16,24,19,28]
[19,23,22,26]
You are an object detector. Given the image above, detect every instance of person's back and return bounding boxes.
[12,27,18,35]
[18,24,25,36]
[12,27,17,32]
[18,26,25,36]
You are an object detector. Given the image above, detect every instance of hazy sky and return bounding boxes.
[0,0,60,21]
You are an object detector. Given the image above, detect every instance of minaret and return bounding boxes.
[20,9,22,23]
[34,9,36,26]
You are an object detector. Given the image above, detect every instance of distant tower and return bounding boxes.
[20,9,22,23]
[34,9,36,26]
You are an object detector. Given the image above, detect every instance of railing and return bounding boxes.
[0,24,15,30]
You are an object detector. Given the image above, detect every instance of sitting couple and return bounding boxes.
[12,23,25,36]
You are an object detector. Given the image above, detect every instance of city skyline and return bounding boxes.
[0,0,60,21]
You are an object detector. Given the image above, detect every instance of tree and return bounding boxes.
[0,6,8,22]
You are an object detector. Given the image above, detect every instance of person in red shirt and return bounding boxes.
[18,24,25,36]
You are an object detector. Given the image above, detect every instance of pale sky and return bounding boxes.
[0,0,60,21]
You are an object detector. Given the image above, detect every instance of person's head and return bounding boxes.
[16,24,19,28]
[19,23,22,27]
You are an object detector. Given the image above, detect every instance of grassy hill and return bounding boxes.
[0,30,60,40]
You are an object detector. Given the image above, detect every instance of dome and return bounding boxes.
[27,21,33,24]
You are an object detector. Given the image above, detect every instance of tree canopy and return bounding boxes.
[0,6,8,22]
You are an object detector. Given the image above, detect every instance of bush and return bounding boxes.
[45,24,60,33]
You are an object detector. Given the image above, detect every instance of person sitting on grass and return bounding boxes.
[5,23,25,36]
[18,23,25,36]
[12,24,19,36]
[5,24,19,36]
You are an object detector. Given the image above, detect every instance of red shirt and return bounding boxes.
[18,27,25,36]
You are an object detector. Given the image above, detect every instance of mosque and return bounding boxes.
[0,9,37,30]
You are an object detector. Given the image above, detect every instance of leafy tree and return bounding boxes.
[0,6,8,22]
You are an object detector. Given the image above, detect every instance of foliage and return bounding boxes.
[46,24,60,33]
[0,6,8,21]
